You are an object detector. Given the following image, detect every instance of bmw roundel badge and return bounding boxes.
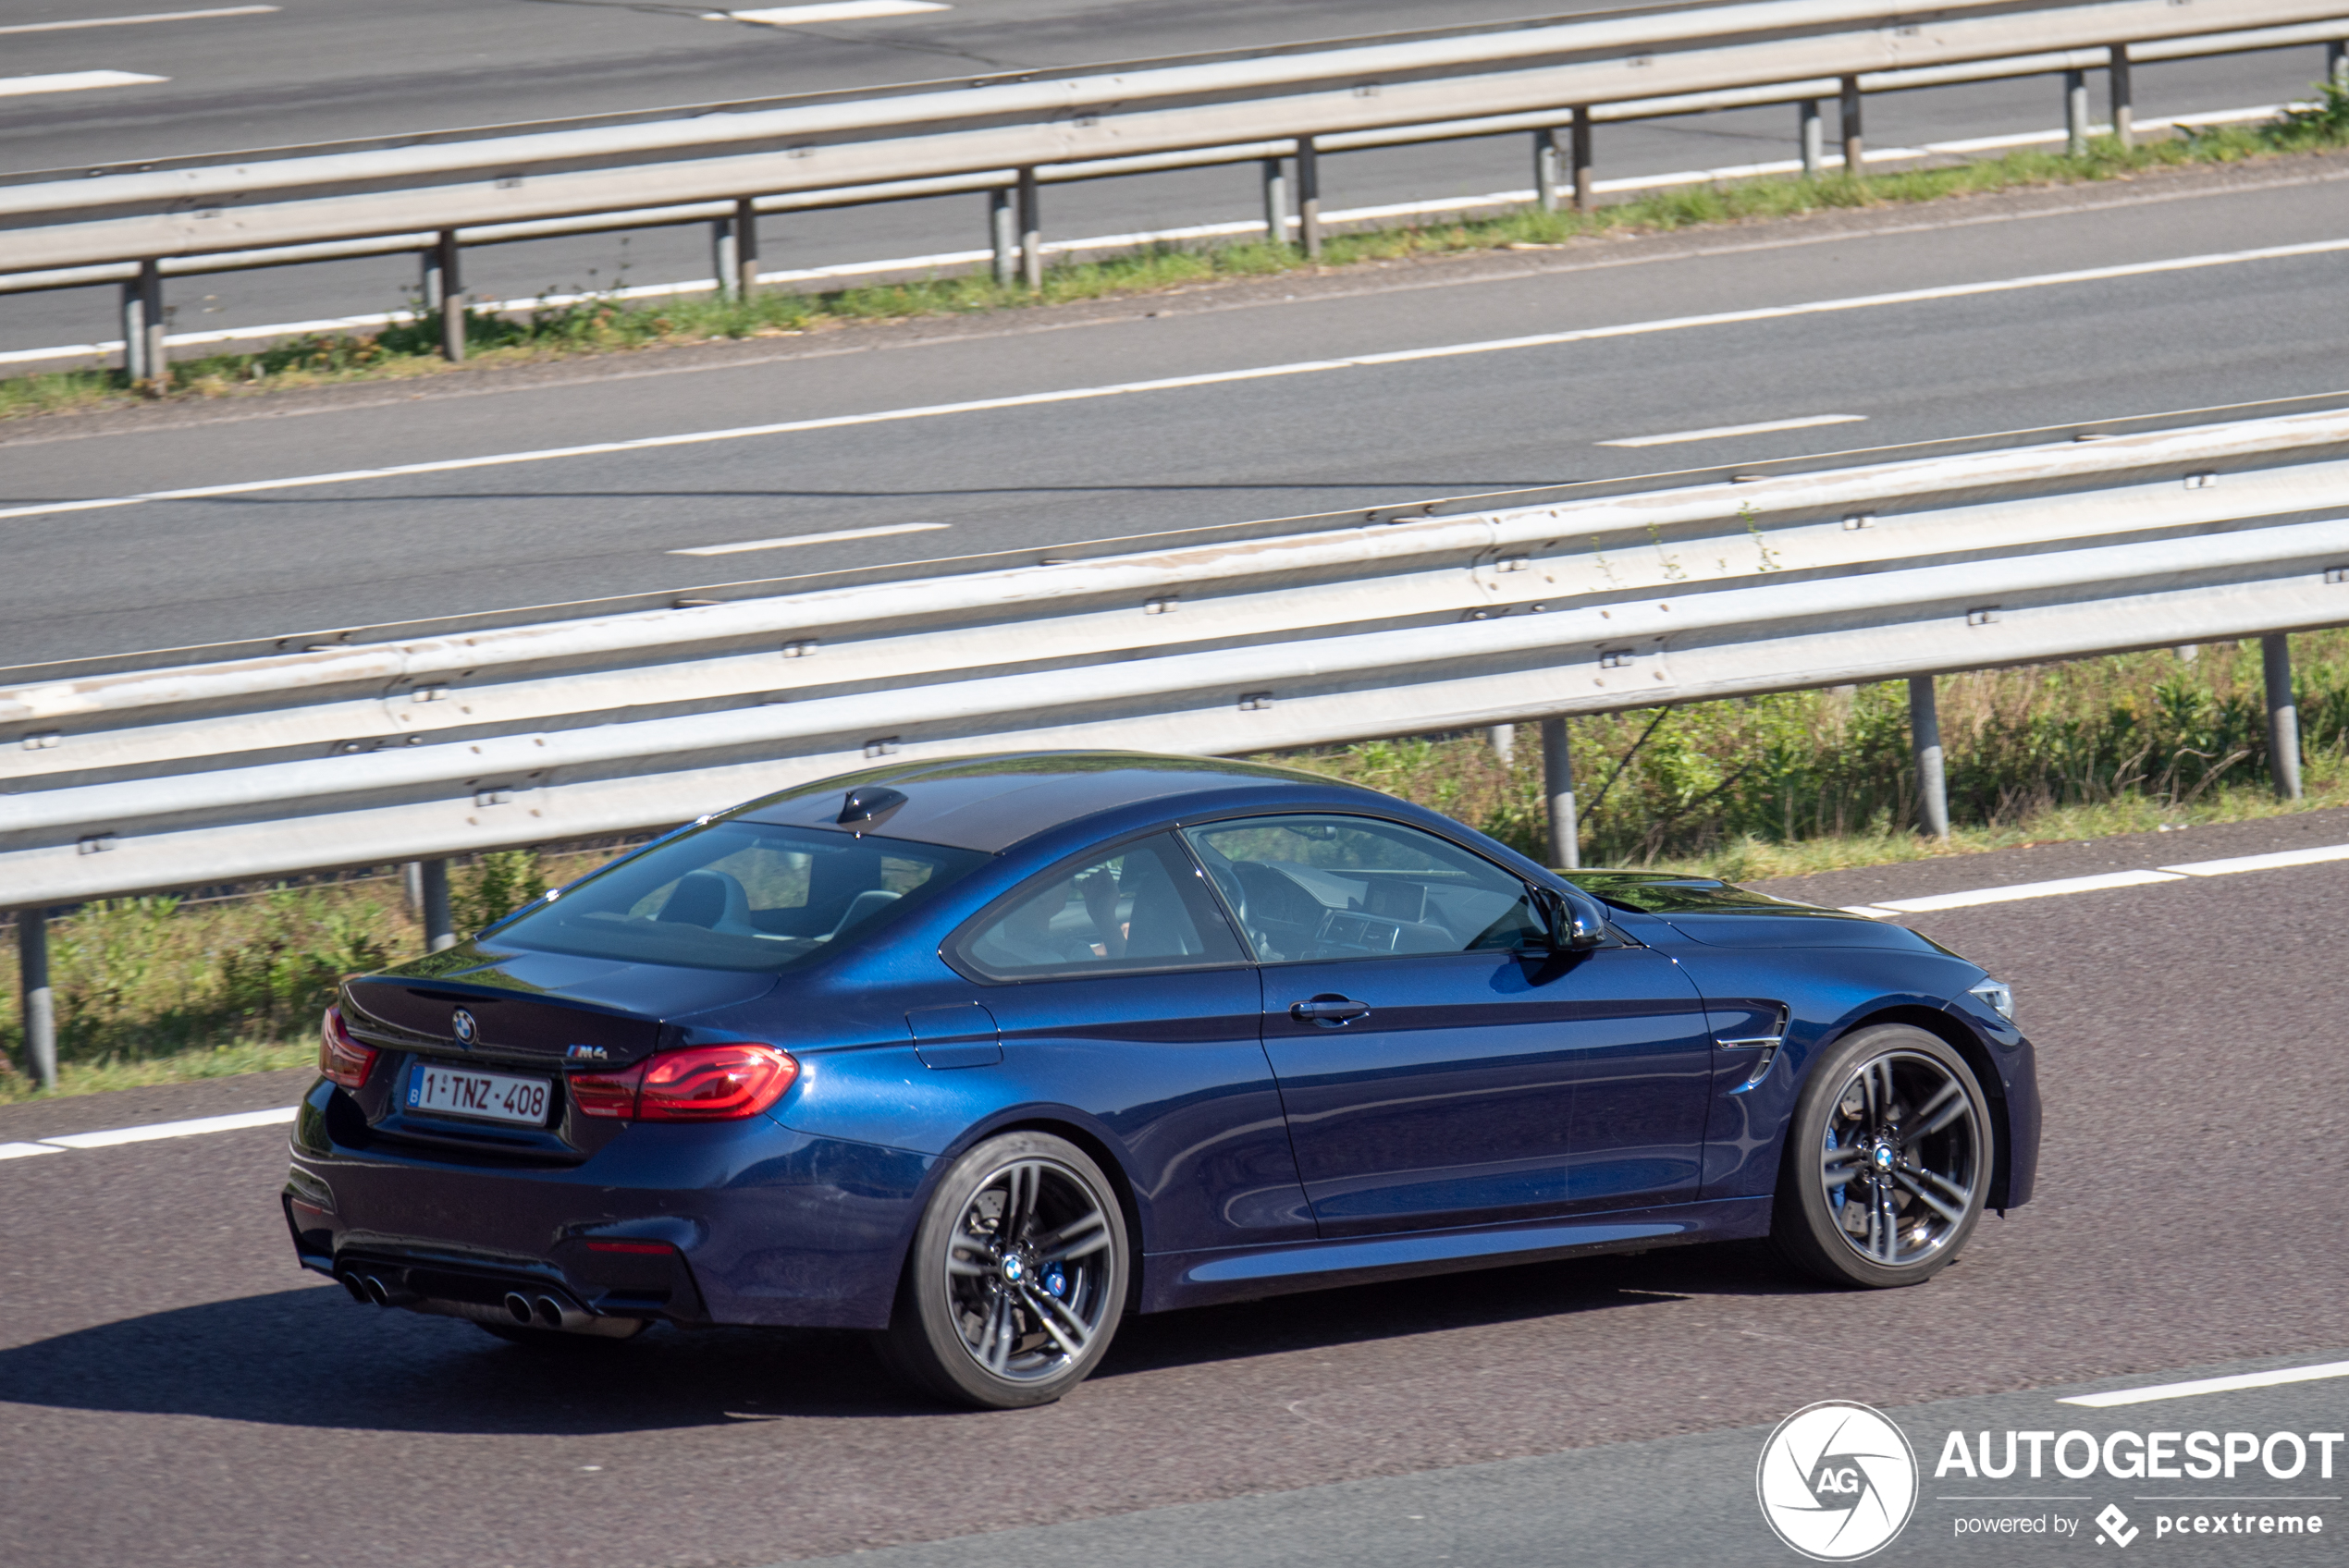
[450,1008,478,1047]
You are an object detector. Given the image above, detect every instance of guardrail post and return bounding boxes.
[1017,166,1043,291]
[18,907,56,1092]
[1910,676,1949,840]
[1261,155,1292,247]
[1570,106,1594,212]
[989,186,1016,286]
[2064,68,2091,156]
[2330,39,2348,93]
[712,199,759,300]
[1798,99,1824,177]
[1297,136,1322,258]
[1533,126,1562,213]
[1488,723,1516,766]
[1839,77,1863,174]
[432,230,464,361]
[2264,633,2304,801]
[119,267,150,383]
[2109,45,2134,147]
[418,858,456,951]
[1541,717,1579,869]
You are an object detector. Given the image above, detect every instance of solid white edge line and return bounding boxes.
[2060,1359,2349,1407]
[0,70,169,96]
[1869,870,2189,913]
[0,6,276,34]
[1599,413,1868,447]
[37,1105,296,1149]
[668,521,950,555]
[13,233,2349,527]
[0,99,2306,369]
[0,1141,68,1159]
[2160,843,2349,877]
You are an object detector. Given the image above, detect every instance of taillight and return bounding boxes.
[640,1043,797,1121]
[319,1005,376,1090]
[568,1062,643,1119]
[567,1043,796,1123]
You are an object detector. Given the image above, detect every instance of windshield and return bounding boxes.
[485,822,989,973]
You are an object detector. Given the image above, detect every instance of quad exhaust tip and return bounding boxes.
[502,1291,535,1325]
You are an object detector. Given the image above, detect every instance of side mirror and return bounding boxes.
[1533,886,1606,951]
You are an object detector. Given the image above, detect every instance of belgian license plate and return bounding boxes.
[406,1063,551,1126]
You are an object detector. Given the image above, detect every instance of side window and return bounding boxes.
[954,834,1248,981]
[1181,815,1544,963]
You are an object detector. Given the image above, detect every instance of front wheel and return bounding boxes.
[1772,1024,1992,1289]
[880,1131,1128,1409]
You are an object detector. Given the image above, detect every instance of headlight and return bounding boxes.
[1968,978,2014,1023]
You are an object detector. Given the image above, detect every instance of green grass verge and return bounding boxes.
[7,98,2347,421]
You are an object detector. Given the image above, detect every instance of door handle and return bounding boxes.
[1290,995,1371,1025]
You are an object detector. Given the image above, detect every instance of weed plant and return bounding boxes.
[3,108,2340,420]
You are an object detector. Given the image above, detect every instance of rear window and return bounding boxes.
[485,822,988,973]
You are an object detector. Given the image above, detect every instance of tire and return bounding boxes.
[1771,1023,1993,1289]
[880,1130,1128,1409]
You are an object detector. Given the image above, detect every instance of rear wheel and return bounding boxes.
[1772,1024,1992,1289]
[881,1131,1127,1409]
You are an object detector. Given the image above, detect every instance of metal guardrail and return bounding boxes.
[5,0,2345,374]
[6,405,2344,911]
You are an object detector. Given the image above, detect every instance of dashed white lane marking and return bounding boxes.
[0,69,167,96]
[1598,413,1867,447]
[668,521,951,555]
[31,1106,295,1150]
[0,6,276,34]
[712,1,947,22]
[1840,840,2349,917]
[10,236,2349,526]
[0,101,2302,370]
[2060,1358,2349,1407]
[0,1141,67,1160]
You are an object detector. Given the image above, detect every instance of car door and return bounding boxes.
[1180,813,1714,1238]
[948,832,1313,1256]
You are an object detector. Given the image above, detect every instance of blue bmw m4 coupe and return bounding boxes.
[287,752,2038,1408]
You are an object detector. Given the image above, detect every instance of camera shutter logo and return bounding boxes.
[1756,1401,1918,1560]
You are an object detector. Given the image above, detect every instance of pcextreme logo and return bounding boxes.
[1758,1402,1921,1561]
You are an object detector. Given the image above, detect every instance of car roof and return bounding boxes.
[731,751,1373,852]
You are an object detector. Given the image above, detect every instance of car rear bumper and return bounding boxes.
[283,1078,934,1330]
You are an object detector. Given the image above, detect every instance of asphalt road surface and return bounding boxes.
[0,0,2329,362]
[6,153,2349,673]
[3,807,2347,1567]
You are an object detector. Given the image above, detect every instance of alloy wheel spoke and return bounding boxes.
[981,1291,1015,1374]
[1035,1208,1111,1262]
[1900,1080,1969,1146]
[1876,1182,1900,1263]
[1022,1285,1091,1360]
[1000,1162,1038,1245]
[1915,1165,1975,1207]
[1894,1170,1967,1225]
[1820,1143,1863,1190]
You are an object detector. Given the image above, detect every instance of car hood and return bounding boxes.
[1565,871,1958,954]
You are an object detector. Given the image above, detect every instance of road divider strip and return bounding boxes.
[2060,1358,2349,1407]
[1839,840,2349,916]
[0,102,2298,370]
[11,235,2349,528]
